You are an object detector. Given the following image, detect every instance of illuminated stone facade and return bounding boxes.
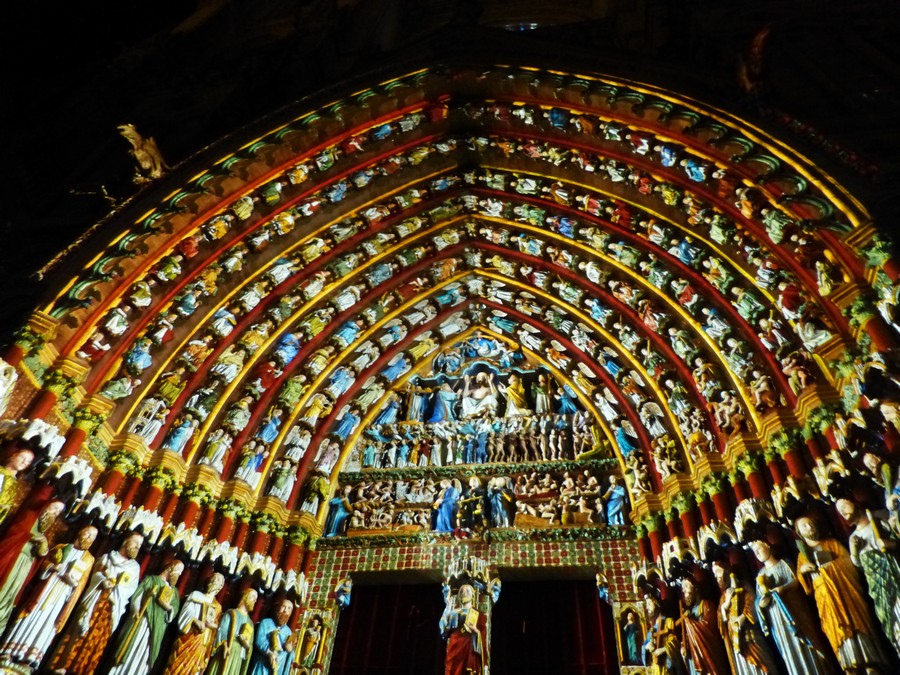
[0,63,897,674]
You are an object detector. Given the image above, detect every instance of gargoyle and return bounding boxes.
[118,123,168,183]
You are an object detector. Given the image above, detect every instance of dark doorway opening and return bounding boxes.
[330,582,446,675]
[490,578,619,675]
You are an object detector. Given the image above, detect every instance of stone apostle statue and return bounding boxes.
[108,559,184,675]
[0,525,98,672]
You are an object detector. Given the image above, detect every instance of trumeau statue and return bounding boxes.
[440,583,487,675]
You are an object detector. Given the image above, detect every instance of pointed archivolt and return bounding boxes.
[8,64,895,563]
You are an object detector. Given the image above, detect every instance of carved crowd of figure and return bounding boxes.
[84,107,457,495]
[28,66,900,675]
[70,93,856,517]
[322,466,627,537]
[101,186,764,511]
[634,490,900,675]
[0,513,306,675]
[47,69,900,549]
[352,410,596,471]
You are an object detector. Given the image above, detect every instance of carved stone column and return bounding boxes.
[673,493,699,538]
[645,515,664,561]
[702,473,733,522]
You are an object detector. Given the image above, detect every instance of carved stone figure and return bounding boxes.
[249,599,294,675]
[161,572,224,675]
[678,577,730,675]
[711,560,779,675]
[642,594,686,674]
[0,525,98,671]
[118,124,168,183]
[206,588,257,675]
[836,498,900,655]
[749,538,835,675]
[440,584,487,675]
[108,559,184,675]
[795,515,890,672]
[0,500,65,635]
[460,373,499,419]
[49,531,144,675]
[0,449,35,526]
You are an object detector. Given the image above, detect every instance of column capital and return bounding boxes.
[672,492,696,516]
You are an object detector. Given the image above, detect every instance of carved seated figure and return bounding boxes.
[460,373,499,419]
